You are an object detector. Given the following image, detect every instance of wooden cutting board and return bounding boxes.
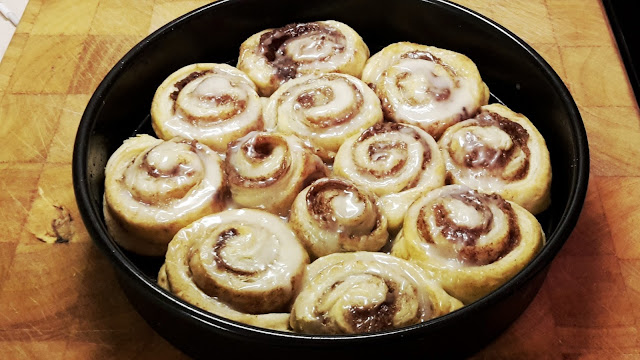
[1,0,639,358]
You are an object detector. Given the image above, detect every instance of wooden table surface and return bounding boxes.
[1,0,639,358]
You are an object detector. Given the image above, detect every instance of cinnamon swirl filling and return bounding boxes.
[258,22,347,83]
[450,110,531,182]
[334,122,445,230]
[362,42,490,138]
[103,135,226,256]
[239,20,370,96]
[439,103,551,214]
[289,252,462,334]
[415,188,519,266]
[391,185,544,304]
[151,63,264,152]
[265,72,383,161]
[160,209,309,330]
[289,178,388,258]
[225,131,328,215]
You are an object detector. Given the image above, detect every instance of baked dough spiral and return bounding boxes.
[151,63,264,152]
[362,42,490,138]
[290,252,463,334]
[103,135,226,256]
[238,20,369,96]
[289,178,389,258]
[391,185,545,304]
[438,103,552,214]
[265,72,383,161]
[225,131,328,215]
[159,208,309,331]
[333,122,446,230]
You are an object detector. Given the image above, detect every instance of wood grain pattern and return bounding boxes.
[1,0,639,358]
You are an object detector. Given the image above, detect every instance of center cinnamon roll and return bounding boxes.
[238,20,370,96]
[225,131,328,215]
[334,122,445,230]
[289,178,389,258]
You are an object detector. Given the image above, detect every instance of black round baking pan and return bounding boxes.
[72,0,589,357]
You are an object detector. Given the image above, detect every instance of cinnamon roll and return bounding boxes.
[238,20,369,96]
[391,185,545,304]
[265,73,383,161]
[333,122,446,230]
[160,209,309,331]
[103,135,226,256]
[362,42,490,138]
[290,252,463,334]
[289,178,389,258]
[438,103,552,214]
[225,131,328,215]
[151,63,264,152]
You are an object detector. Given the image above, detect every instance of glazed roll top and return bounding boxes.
[334,122,446,230]
[391,185,544,304]
[238,20,370,96]
[265,72,383,160]
[290,252,463,334]
[160,209,309,330]
[362,42,490,138]
[289,178,389,258]
[438,103,552,214]
[103,135,226,256]
[225,131,328,215]
[151,63,264,152]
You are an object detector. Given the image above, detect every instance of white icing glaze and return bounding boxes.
[331,190,366,220]
[169,209,307,298]
[265,73,382,159]
[291,252,449,334]
[238,20,369,97]
[167,74,260,134]
[384,58,475,124]
[409,185,512,268]
[285,32,347,70]
[444,198,485,227]
[107,136,224,225]
[152,64,263,152]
